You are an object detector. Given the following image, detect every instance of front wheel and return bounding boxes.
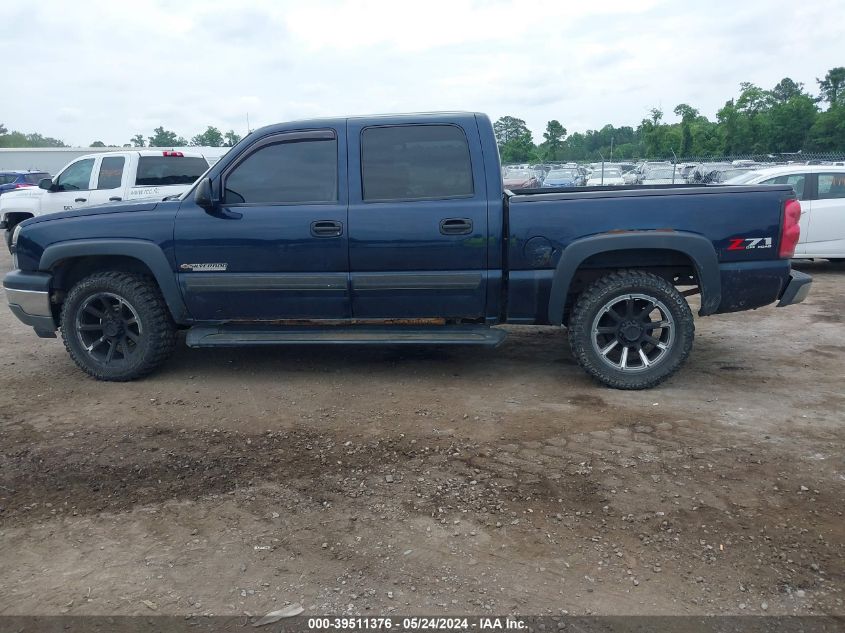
[60,272,177,381]
[568,271,695,390]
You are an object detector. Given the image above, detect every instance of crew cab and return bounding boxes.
[4,112,811,389]
[0,150,210,245]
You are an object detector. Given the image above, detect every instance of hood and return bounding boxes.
[21,200,161,227]
[503,177,535,187]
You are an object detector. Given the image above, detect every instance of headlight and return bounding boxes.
[11,223,23,248]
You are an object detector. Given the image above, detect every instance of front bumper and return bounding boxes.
[777,270,813,307]
[3,270,57,337]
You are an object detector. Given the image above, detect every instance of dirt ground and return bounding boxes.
[0,249,842,618]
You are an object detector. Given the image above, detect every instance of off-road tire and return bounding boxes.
[568,270,695,390]
[60,272,177,381]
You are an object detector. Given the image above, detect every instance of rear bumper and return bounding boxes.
[777,270,812,307]
[3,270,57,337]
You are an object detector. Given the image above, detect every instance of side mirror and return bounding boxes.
[194,178,215,210]
[39,178,53,191]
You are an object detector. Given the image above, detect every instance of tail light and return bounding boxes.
[162,151,184,157]
[779,198,801,259]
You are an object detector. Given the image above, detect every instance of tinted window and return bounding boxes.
[223,138,337,204]
[0,174,17,185]
[56,158,95,191]
[135,156,208,186]
[361,125,473,201]
[761,174,806,200]
[817,173,845,200]
[97,156,125,189]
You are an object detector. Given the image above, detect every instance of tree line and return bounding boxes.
[0,123,243,149]
[495,66,845,163]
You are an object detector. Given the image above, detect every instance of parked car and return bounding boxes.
[641,167,680,185]
[503,168,542,189]
[0,170,51,195]
[586,167,625,186]
[725,165,845,260]
[542,167,583,187]
[1,151,210,247]
[4,111,809,390]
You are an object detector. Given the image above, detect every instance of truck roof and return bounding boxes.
[248,111,485,137]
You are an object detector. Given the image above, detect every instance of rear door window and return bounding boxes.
[135,156,209,186]
[360,124,474,201]
[817,173,845,200]
[96,156,125,189]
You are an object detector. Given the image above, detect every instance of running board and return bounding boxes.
[185,324,508,348]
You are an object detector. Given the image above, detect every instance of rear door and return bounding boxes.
[86,154,128,205]
[347,119,489,319]
[803,172,845,255]
[760,172,810,254]
[174,127,350,321]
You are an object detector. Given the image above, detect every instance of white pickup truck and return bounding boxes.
[0,150,210,245]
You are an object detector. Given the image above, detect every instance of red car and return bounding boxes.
[502,168,541,189]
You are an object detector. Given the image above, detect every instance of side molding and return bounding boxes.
[547,231,721,324]
[40,239,190,322]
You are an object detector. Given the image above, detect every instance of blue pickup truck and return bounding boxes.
[3,112,811,389]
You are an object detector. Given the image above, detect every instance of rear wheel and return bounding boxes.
[60,272,176,381]
[568,270,694,389]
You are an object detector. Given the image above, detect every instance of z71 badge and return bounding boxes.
[727,237,772,251]
[180,263,228,271]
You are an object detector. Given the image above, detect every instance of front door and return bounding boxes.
[174,127,350,321]
[347,119,489,319]
[42,157,96,213]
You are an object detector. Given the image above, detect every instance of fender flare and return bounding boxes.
[547,231,721,324]
[39,239,190,322]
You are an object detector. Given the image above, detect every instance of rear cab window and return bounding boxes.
[360,124,474,202]
[134,156,209,187]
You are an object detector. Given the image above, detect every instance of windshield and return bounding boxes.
[645,169,675,179]
[724,170,764,184]
[547,170,577,179]
[592,169,621,178]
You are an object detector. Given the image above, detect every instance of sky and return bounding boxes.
[2,0,843,147]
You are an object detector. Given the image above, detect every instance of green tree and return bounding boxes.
[673,103,699,157]
[540,120,566,161]
[493,116,536,163]
[0,129,67,148]
[191,125,224,147]
[223,130,242,146]
[148,126,186,147]
[771,77,804,103]
[0,123,7,135]
[817,67,845,106]
[90,140,106,147]
[806,107,845,151]
[130,134,146,147]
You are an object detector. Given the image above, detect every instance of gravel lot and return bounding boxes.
[0,249,842,618]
